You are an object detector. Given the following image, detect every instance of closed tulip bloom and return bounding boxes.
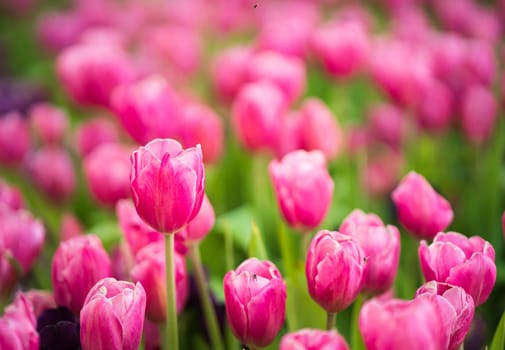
[416,281,474,350]
[0,180,24,211]
[461,85,497,145]
[306,230,365,312]
[130,138,205,234]
[415,80,454,132]
[368,104,405,149]
[340,209,400,295]
[59,213,83,242]
[131,241,188,323]
[75,117,119,157]
[180,194,215,244]
[29,103,68,145]
[418,232,496,306]
[269,150,334,230]
[392,171,453,240]
[359,296,455,350]
[23,290,56,318]
[0,293,39,350]
[224,258,286,348]
[80,278,146,350]
[51,235,111,314]
[0,112,30,166]
[280,329,349,350]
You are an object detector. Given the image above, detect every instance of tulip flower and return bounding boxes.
[269,150,334,231]
[0,112,30,166]
[280,329,349,350]
[0,180,24,211]
[0,293,39,350]
[180,194,215,245]
[36,306,80,349]
[23,290,56,318]
[414,80,454,133]
[461,84,497,145]
[51,235,111,314]
[224,258,286,348]
[75,117,119,157]
[59,213,83,242]
[29,103,68,145]
[392,171,453,240]
[340,209,400,295]
[418,232,496,306]
[367,104,405,149]
[80,278,146,350]
[306,230,365,317]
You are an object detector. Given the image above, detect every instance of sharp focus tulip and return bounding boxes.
[392,171,453,240]
[80,278,146,350]
[306,230,365,313]
[280,329,349,350]
[51,235,111,314]
[418,231,496,306]
[269,150,334,231]
[0,293,39,350]
[130,138,205,234]
[224,258,286,348]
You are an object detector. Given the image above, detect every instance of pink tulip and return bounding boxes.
[51,235,111,314]
[29,103,68,145]
[110,241,135,281]
[416,281,474,350]
[80,278,146,350]
[359,296,455,350]
[0,112,30,166]
[275,112,303,158]
[75,117,119,157]
[368,104,405,149]
[84,143,132,206]
[418,231,496,306]
[269,150,334,231]
[0,293,39,350]
[111,76,183,145]
[36,11,86,52]
[131,241,188,323]
[340,209,400,295]
[460,85,497,145]
[224,258,286,348]
[280,329,349,350]
[306,230,365,312]
[392,171,453,240]
[179,194,215,244]
[0,180,24,211]
[414,80,454,132]
[130,138,205,234]
[59,213,83,242]
[232,80,288,153]
[23,290,56,318]
[362,149,403,197]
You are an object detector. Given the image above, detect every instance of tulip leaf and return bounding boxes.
[248,221,269,260]
[489,310,505,350]
[215,205,254,253]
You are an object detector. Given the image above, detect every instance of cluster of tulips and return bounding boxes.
[0,0,505,349]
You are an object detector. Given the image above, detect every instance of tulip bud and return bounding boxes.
[0,180,24,211]
[131,241,188,323]
[80,278,146,350]
[224,258,286,348]
[59,213,83,242]
[51,235,111,314]
[0,293,39,350]
[180,194,215,245]
[340,209,400,295]
[23,290,56,318]
[306,230,365,312]
[75,117,119,157]
[269,150,334,231]
[415,80,454,132]
[29,103,68,145]
[367,104,405,149]
[280,329,349,350]
[0,112,30,166]
[392,171,453,240]
[461,84,497,145]
[418,231,496,306]
[130,138,205,234]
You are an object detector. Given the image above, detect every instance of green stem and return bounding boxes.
[301,231,311,260]
[326,312,336,330]
[351,295,365,350]
[165,234,179,350]
[189,244,225,350]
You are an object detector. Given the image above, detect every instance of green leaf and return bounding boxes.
[489,310,505,350]
[88,221,122,252]
[215,206,254,252]
[248,221,269,260]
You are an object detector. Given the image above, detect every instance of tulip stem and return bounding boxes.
[301,231,311,260]
[326,312,336,330]
[165,234,179,350]
[189,244,225,350]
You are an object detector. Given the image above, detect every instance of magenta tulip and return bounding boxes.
[80,278,146,350]
[461,84,497,145]
[75,117,119,157]
[280,329,349,350]
[368,104,405,149]
[392,171,453,240]
[306,230,365,313]
[224,258,286,348]
[179,194,215,244]
[0,112,30,166]
[0,293,39,350]
[51,235,111,314]
[29,103,68,145]
[0,180,24,211]
[130,138,205,234]
[419,231,496,306]
[23,290,56,318]
[269,150,334,231]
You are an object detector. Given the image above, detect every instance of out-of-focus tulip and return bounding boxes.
[0,180,24,211]
[392,171,453,240]
[359,296,455,350]
[232,81,288,153]
[84,143,132,206]
[131,241,188,323]
[59,213,83,242]
[0,112,30,166]
[224,258,286,348]
[111,76,183,145]
[180,194,215,244]
[269,150,334,231]
[418,231,496,306]
[24,290,56,318]
[415,80,454,132]
[130,138,205,234]
[26,146,75,202]
[0,293,39,350]
[36,11,85,52]
[57,44,135,107]
[416,281,474,350]
[461,85,497,146]
[142,319,161,350]
[368,104,405,149]
[340,209,400,295]
[80,278,146,350]
[110,241,135,281]
[362,148,403,197]
[75,117,119,157]
[29,103,68,145]
[306,230,365,312]
[280,329,349,350]
[51,235,111,314]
